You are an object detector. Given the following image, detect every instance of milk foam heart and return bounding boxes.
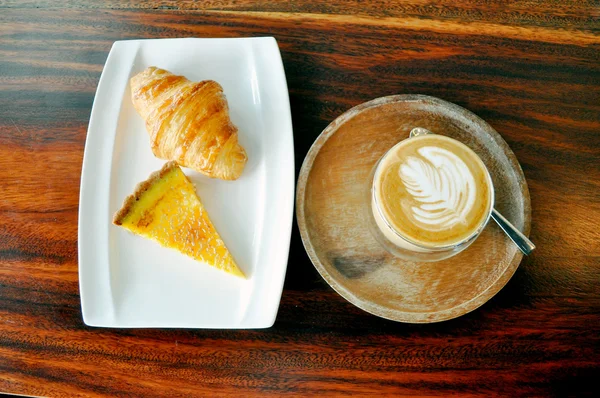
[372,135,493,248]
[399,146,476,231]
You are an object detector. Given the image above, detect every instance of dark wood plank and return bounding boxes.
[1,1,599,396]
[2,0,599,29]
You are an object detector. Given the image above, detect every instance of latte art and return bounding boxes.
[399,146,475,231]
[373,135,493,248]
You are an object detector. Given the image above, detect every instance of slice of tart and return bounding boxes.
[113,161,244,278]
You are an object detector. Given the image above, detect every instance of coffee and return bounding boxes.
[372,135,493,249]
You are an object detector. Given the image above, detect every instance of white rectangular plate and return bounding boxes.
[79,38,294,328]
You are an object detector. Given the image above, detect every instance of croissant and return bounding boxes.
[130,66,247,180]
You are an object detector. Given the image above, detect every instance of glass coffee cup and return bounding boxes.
[367,129,495,262]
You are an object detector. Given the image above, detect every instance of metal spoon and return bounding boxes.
[409,127,535,255]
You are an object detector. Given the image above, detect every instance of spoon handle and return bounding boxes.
[491,208,535,255]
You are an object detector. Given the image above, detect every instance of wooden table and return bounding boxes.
[1,1,599,396]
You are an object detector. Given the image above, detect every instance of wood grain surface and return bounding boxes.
[1,0,599,396]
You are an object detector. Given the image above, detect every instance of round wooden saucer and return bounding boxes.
[296,95,531,323]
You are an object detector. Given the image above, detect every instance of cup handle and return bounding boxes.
[409,127,434,138]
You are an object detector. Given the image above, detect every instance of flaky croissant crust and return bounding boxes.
[130,67,247,180]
